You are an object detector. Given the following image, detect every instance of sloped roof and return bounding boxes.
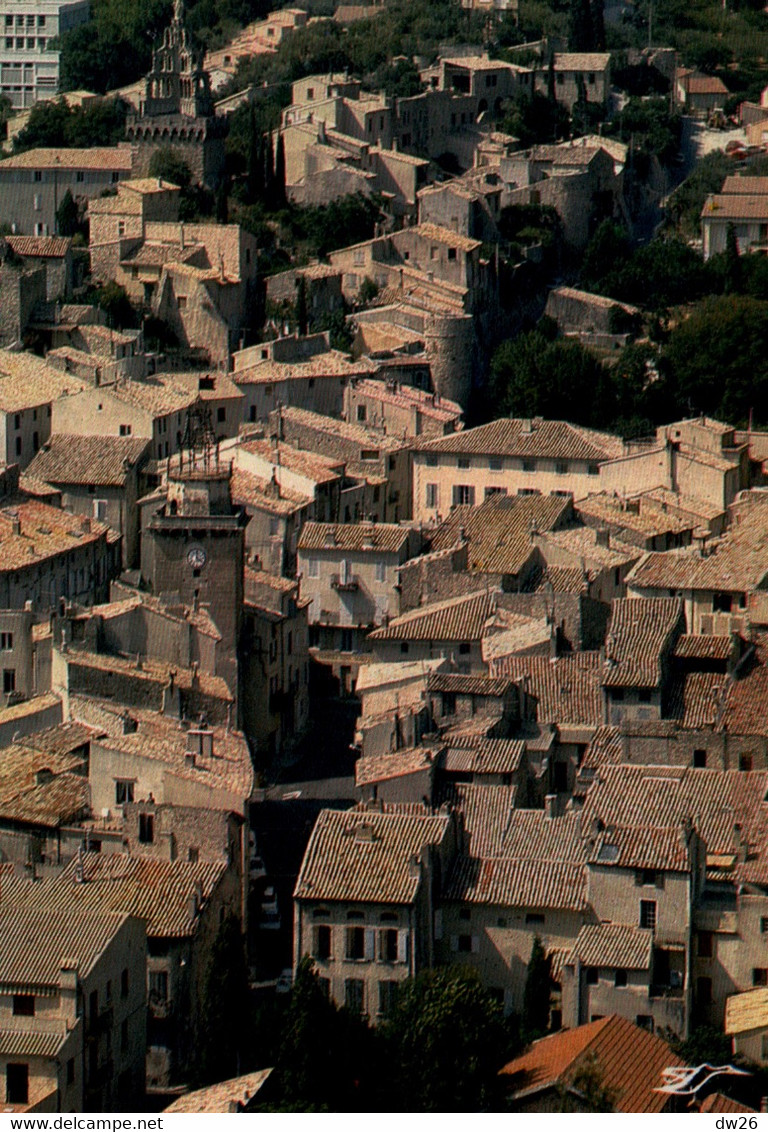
[294,806,452,904]
[298,520,409,554]
[369,590,495,643]
[499,1014,685,1113]
[430,493,570,576]
[725,986,768,1035]
[572,923,653,970]
[446,855,587,910]
[26,434,150,487]
[0,904,129,988]
[490,652,603,726]
[603,597,683,688]
[417,418,624,462]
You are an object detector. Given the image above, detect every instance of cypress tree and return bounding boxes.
[274,131,287,208]
[523,935,552,1039]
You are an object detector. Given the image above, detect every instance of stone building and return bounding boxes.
[0,147,135,237]
[0,349,85,468]
[25,434,150,568]
[125,0,227,188]
[0,900,146,1111]
[343,378,463,439]
[5,234,74,301]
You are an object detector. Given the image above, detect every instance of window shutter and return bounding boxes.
[398,930,409,963]
[471,935,480,954]
[365,928,376,961]
[655,873,665,890]
[434,909,443,940]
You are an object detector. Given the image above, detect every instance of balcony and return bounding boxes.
[331,573,359,592]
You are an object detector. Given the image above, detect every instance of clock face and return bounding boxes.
[187,545,207,570]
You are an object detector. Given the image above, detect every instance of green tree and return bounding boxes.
[148,146,193,189]
[195,912,252,1085]
[523,936,552,1039]
[94,281,137,329]
[215,176,230,224]
[723,222,743,295]
[295,274,309,336]
[273,132,287,208]
[382,966,509,1111]
[56,189,81,238]
[557,1052,619,1111]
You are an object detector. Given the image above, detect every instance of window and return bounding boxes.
[636,1015,654,1032]
[346,926,365,960]
[740,753,753,772]
[485,486,508,498]
[307,559,319,579]
[121,968,129,998]
[217,406,226,423]
[149,969,168,1002]
[345,978,364,1014]
[555,461,568,475]
[6,1063,28,1105]
[522,458,535,472]
[457,934,473,952]
[119,424,132,436]
[452,485,475,506]
[375,560,386,583]
[489,456,503,471]
[457,457,470,469]
[640,900,657,930]
[713,592,732,613]
[269,516,279,537]
[761,918,768,935]
[588,463,599,476]
[378,980,399,1016]
[585,967,598,985]
[93,499,108,522]
[638,690,651,703]
[138,812,154,843]
[448,248,457,261]
[12,995,34,1017]
[3,669,15,694]
[698,931,714,958]
[379,928,398,962]
[117,220,126,236]
[357,404,367,422]
[188,847,199,864]
[313,924,331,960]
[525,913,545,925]
[426,483,438,509]
[0,633,13,651]
[34,170,42,182]
[614,968,627,987]
[697,976,712,1003]
[612,688,624,701]
[753,968,768,987]
[693,749,707,768]
[425,454,438,467]
[115,780,134,805]
[177,296,187,310]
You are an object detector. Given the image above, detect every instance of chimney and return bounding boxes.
[10,514,20,537]
[520,418,532,434]
[408,852,421,878]
[81,515,91,534]
[544,793,557,819]
[595,527,610,548]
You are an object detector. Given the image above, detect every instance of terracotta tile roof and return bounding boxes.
[349,378,462,423]
[106,377,199,417]
[0,498,109,571]
[579,766,768,883]
[428,672,512,697]
[533,565,590,594]
[430,494,570,576]
[1,853,227,939]
[582,726,623,768]
[443,736,525,776]
[439,783,516,851]
[369,590,495,643]
[576,492,693,539]
[230,467,309,515]
[411,223,481,252]
[6,235,71,258]
[687,75,728,95]
[0,349,85,411]
[603,597,684,688]
[0,904,129,988]
[590,824,691,872]
[573,923,653,970]
[0,1027,69,1058]
[445,855,588,910]
[277,405,409,454]
[355,745,438,786]
[68,648,233,705]
[164,1069,273,1113]
[490,652,603,726]
[699,1094,756,1114]
[499,1014,685,1113]
[238,438,343,484]
[0,691,60,724]
[725,986,768,1035]
[540,526,641,570]
[722,175,768,195]
[19,720,100,756]
[234,350,376,384]
[499,809,587,860]
[0,147,134,170]
[298,520,410,554]
[26,434,150,487]
[703,193,768,221]
[417,418,625,462]
[294,806,452,904]
[674,634,733,660]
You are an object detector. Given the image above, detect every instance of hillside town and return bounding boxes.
[4,0,768,1115]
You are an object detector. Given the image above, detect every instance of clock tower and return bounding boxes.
[140,404,249,706]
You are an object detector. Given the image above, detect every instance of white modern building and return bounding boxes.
[0,0,89,110]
